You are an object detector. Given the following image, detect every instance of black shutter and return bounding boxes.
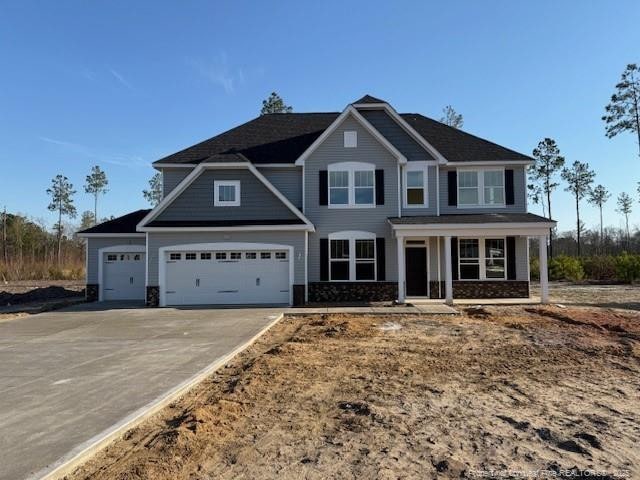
[448,171,457,206]
[451,237,459,280]
[320,238,329,281]
[375,170,385,205]
[506,236,516,280]
[376,238,385,281]
[505,169,514,205]
[319,170,328,206]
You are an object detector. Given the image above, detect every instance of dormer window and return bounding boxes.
[213,180,240,207]
[343,131,357,148]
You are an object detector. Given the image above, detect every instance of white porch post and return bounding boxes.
[539,235,549,304]
[444,235,453,305]
[397,235,405,303]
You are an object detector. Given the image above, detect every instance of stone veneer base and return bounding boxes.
[426,280,530,299]
[86,284,99,302]
[308,282,398,303]
[146,286,160,307]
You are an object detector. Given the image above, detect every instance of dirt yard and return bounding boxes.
[531,282,640,311]
[65,304,640,480]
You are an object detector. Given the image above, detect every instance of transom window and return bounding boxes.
[404,163,428,207]
[329,231,376,281]
[457,169,505,207]
[213,180,240,207]
[458,238,506,280]
[328,162,375,208]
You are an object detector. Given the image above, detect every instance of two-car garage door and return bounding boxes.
[164,248,290,306]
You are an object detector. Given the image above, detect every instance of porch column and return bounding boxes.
[444,235,453,305]
[397,235,405,303]
[539,235,549,304]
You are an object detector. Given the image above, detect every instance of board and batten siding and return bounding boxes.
[146,231,306,286]
[86,236,146,284]
[162,168,191,197]
[257,167,303,209]
[156,169,298,222]
[303,114,400,282]
[439,165,528,214]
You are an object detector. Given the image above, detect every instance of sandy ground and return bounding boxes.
[65,304,640,480]
[531,282,640,311]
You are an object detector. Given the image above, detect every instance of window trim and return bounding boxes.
[213,180,241,207]
[403,162,429,208]
[327,162,376,209]
[457,237,507,281]
[456,167,505,208]
[328,231,377,282]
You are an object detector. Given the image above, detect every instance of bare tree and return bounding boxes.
[439,105,464,128]
[561,161,595,256]
[143,172,163,206]
[602,63,640,158]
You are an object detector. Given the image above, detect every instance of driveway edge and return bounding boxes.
[31,312,284,480]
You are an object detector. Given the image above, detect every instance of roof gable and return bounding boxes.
[352,94,387,104]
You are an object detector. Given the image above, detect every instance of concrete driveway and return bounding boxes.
[0,302,283,480]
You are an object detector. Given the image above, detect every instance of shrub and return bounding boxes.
[580,255,617,281]
[548,255,584,282]
[529,257,540,281]
[615,252,640,283]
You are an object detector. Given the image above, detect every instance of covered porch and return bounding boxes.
[388,213,555,305]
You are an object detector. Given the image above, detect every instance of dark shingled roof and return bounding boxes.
[153,104,533,166]
[146,219,304,228]
[388,213,554,225]
[352,94,387,104]
[78,209,151,234]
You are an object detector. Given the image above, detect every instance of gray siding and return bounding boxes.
[146,231,305,286]
[439,165,527,214]
[359,109,434,161]
[162,168,191,197]
[258,167,302,208]
[304,114,400,282]
[156,169,298,222]
[86,236,146,284]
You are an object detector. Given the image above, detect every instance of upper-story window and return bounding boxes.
[328,162,375,208]
[343,131,357,148]
[404,163,428,208]
[213,180,240,207]
[457,169,504,207]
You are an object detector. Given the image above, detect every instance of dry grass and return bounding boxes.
[0,260,84,281]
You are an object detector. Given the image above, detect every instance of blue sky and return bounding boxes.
[0,0,638,233]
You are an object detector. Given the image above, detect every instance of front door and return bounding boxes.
[405,247,428,296]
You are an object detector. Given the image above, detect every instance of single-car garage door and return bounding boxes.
[164,249,290,306]
[102,252,146,300]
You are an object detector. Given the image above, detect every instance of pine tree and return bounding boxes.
[439,105,464,128]
[143,172,163,206]
[529,138,565,257]
[616,192,633,247]
[602,63,640,158]
[80,210,96,230]
[84,165,108,224]
[587,185,611,246]
[561,161,595,256]
[46,175,77,263]
[260,92,293,115]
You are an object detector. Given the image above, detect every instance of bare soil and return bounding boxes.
[0,280,85,321]
[531,282,640,311]
[66,305,640,479]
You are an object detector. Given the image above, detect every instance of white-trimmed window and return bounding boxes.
[329,231,376,281]
[213,180,240,207]
[458,238,506,280]
[404,163,428,207]
[328,162,375,208]
[457,169,505,207]
[344,130,357,148]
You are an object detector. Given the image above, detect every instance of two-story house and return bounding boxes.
[78,95,554,307]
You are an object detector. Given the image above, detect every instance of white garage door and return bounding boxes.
[164,249,290,306]
[102,252,146,300]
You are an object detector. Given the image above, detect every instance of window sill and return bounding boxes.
[327,204,376,209]
[403,204,429,209]
[457,204,506,209]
